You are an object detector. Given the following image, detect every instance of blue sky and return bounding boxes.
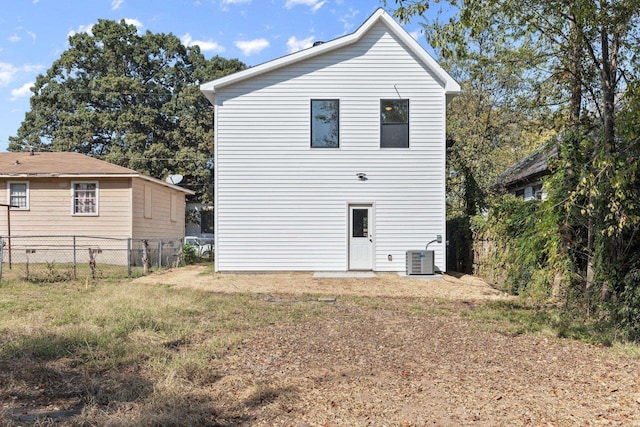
[0,0,448,152]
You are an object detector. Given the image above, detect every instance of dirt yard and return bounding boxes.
[3,267,640,426]
[126,266,640,426]
[132,265,509,301]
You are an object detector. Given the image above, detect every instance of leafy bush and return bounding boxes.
[616,266,640,341]
[472,193,566,302]
[182,244,198,265]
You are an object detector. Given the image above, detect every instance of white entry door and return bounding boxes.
[349,205,373,270]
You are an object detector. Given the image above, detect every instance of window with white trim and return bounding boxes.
[8,182,29,210]
[72,182,98,215]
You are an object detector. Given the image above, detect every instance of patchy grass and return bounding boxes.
[0,262,145,282]
[459,300,630,349]
[1,274,639,425]
[0,278,334,425]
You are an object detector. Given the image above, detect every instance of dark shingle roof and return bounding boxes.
[497,144,558,188]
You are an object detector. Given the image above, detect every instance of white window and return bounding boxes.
[8,182,29,210]
[72,182,98,215]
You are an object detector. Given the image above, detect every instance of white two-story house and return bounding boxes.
[200,8,460,272]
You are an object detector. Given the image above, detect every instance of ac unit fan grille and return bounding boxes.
[406,250,435,275]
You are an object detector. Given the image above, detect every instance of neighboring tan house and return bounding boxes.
[0,151,194,264]
[497,144,558,201]
[200,8,460,272]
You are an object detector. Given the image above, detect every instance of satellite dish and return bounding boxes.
[165,174,183,185]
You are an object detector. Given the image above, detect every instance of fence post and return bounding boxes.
[158,240,163,269]
[127,238,132,277]
[73,236,77,279]
[0,238,3,281]
[142,240,150,275]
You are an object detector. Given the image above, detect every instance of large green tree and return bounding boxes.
[9,19,245,203]
[387,0,640,330]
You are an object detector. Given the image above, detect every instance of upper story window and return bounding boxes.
[72,182,98,215]
[380,99,409,148]
[311,99,339,148]
[8,182,29,210]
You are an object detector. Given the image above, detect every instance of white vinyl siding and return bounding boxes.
[214,22,447,272]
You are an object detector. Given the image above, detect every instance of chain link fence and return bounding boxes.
[0,235,185,282]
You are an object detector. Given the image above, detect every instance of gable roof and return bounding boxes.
[200,8,460,103]
[0,152,195,194]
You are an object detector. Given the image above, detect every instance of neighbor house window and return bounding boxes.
[311,99,339,148]
[8,182,29,210]
[380,99,409,148]
[72,182,98,215]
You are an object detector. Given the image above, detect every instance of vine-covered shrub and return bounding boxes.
[615,253,640,341]
[471,193,566,302]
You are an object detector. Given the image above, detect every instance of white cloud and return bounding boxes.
[67,24,94,38]
[339,8,359,32]
[221,0,250,10]
[10,82,34,101]
[123,18,144,29]
[286,35,314,53]
[234,38,269,56]
[285,0,326,12]
[181,33,225,53]
[409,29,421,40]
[284,0,311,7]
[9,34,21,43]
[22,64,43,74]
[27,30,36,43]
[112,0,124,10]
[0,63,43,88]
[0,63,17,87]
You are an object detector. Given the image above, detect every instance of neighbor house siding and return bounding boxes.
[214,22,446,271]
[131,178,185,240]
[0,178,131,238]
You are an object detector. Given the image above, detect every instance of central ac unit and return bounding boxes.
[406,250,435,275]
